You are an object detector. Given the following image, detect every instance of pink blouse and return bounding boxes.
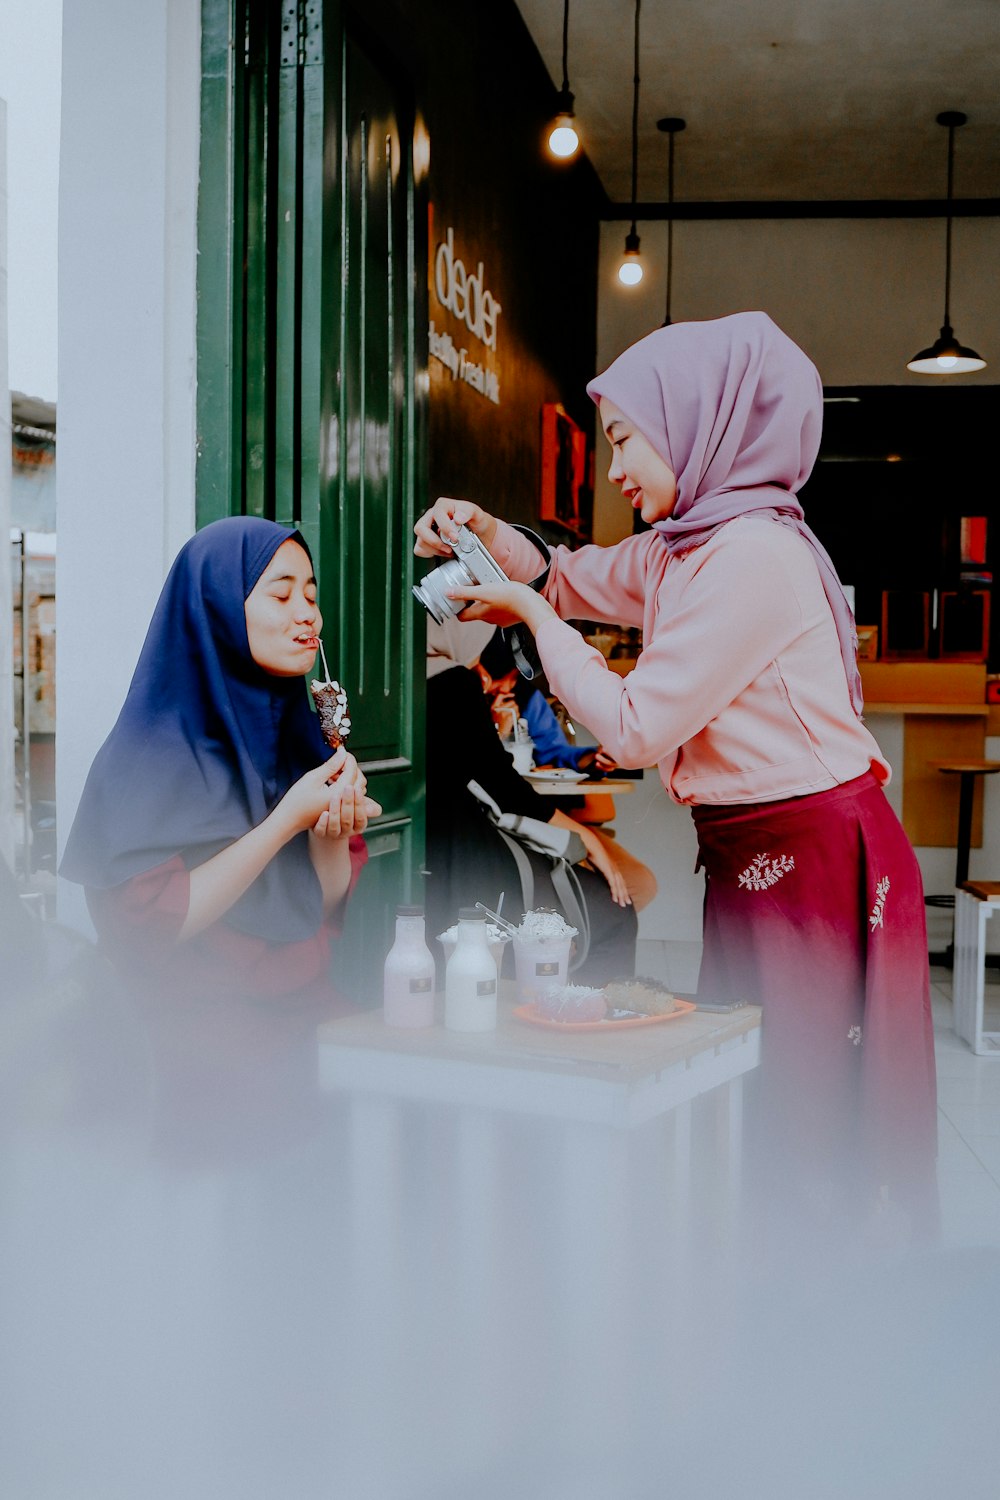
[491,515,889,806]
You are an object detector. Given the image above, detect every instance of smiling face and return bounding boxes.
[599,396,678,525]
[244,539,322,676]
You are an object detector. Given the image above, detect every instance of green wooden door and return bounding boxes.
[321,25,426,996]
[197,0,427,1000]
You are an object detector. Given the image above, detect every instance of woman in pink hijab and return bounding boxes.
[415,311,937,1237]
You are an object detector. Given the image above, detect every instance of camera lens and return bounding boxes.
[413,556,472,623]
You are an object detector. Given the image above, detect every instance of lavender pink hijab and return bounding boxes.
[586,311,862,715]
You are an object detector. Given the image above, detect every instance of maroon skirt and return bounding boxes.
[693,772,937,1225]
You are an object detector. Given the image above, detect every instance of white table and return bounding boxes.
[318,993,759,1129]
[524,776,637,797]
[318,995,761,1422]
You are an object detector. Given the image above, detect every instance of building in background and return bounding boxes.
[12,393,56,531]
[8,398,56,890]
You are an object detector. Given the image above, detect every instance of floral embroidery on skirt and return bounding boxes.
[737,852,796,891]
[869,875,890,930]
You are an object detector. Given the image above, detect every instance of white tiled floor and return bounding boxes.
[930,964,1000,1246]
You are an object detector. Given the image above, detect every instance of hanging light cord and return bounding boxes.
[560,0,570,94]
[665,128,675,324]
[943,117,956,329]
[629,0,641,237]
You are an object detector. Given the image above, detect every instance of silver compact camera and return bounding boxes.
[413,521,552,679]
[412,524,510,625]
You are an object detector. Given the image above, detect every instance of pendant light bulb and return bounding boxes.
[547,1,580,161]
[548,89,580,159]
[617,1,644,288]
[907,111,987,376]
[618,229,643,286]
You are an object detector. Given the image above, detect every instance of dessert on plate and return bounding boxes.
[602,977,678,1017]
[534,984,607,1023]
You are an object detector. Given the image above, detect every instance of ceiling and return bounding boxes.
[514,0,1000,204]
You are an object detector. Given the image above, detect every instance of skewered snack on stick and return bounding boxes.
[311,679,351,749]
[310,640,352,750]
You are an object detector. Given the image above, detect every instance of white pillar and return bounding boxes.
[56,0,201,928]
[0,99,14,872]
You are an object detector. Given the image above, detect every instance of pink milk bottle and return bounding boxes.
[383,905,436,1028]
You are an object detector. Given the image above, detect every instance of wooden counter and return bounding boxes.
[859,662,990,848]
[864,703,988,717]
[859,661,987,704]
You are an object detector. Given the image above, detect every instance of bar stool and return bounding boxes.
[954,881,1000,1053]
[926,761,1000,964]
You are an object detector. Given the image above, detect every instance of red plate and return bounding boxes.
[512,998,697,1032]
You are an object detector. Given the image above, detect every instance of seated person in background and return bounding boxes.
[477,628,616,776]
[425,617,638,987]
[60,517,378,1002]
[475,630,657,911]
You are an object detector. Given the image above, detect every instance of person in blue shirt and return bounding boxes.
[477,630,617,776]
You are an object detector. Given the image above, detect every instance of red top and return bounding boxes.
[86,836,368,999]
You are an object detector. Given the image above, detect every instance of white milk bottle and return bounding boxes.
[383,905,436,1028]
[444,908,498,1032]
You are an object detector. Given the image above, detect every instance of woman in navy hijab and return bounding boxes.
[61,517,378,998]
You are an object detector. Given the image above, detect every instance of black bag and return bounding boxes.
[466,781,591,970]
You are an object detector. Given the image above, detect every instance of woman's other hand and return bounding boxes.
[413,497,498,557]
[311,785,382,839]
[314,750,382,837]
[280,751,381,837]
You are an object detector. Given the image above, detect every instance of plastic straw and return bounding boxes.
[475,901,517,937]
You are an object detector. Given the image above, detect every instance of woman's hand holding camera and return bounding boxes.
[413,497,498,557]
[451,578,558,633]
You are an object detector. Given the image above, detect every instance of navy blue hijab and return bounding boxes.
[61,517,331,943]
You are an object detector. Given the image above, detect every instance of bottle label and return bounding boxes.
[476,979,497,996]
[409,976,433,993]
[535,960,559,976]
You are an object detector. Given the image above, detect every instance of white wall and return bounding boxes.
[57,0,201,927]
[0,0,61,403]
[0,99,13,870]
[594,215,999,545]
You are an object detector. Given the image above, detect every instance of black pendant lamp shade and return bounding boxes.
[907,112,987,375]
